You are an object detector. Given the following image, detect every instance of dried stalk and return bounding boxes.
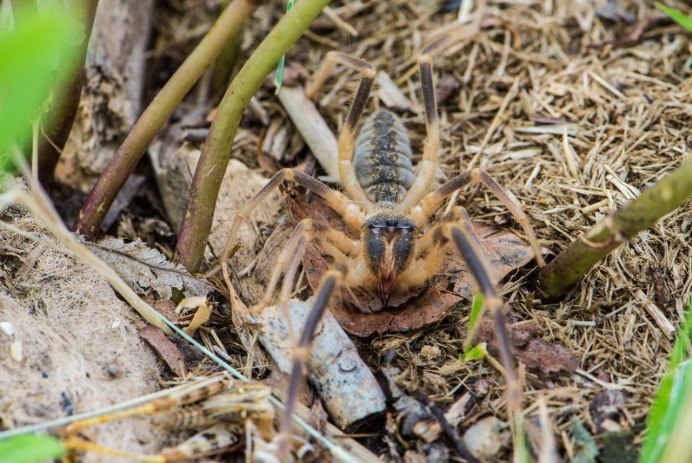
[175,0,332,272]
[537,160,692,299]
[73,0,261,238]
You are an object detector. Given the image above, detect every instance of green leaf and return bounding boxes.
[273,0,297,94]
[640,298,692,463]
[0,8,81,168]
[0,434,66,463]
[463,342,487,361]
[462,292,485,357]
[572,417,599,463]
[656,3,692,31]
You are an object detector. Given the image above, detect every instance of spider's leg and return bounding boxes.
[400,207,521,412]
[258,218,360,311]
[400,46,440,210]
[220,168,366,283]
[250,218,359,349]
[411,168,545,267]
[306,51,376,205]
[274,268,344,459]
[447,211,521,413]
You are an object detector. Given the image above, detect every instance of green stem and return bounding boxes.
[175,0,331,272]
[537,161,692,299]
[73,0,261,238]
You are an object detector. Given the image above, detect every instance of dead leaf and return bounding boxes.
[140,326,185,377]
[515,339,580,379]
[176,297,212,336]
[286,190,539,337]
[89,237,213,300]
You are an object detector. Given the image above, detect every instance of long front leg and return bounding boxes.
[403,209,522,413]
[220,168,365,272]
[306,51,376,205]
[410,168,545,267]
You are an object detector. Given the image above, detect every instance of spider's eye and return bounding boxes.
[367,220,387,230]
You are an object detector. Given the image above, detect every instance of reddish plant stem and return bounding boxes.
[37,0,99,186]
[73,0,262,238]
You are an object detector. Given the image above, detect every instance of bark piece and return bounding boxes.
[56,0,154,192]
[246,299,387,429]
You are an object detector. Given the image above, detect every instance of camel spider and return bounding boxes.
[222,35,545,427]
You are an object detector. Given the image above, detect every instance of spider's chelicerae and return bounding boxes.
[223,35,545,413]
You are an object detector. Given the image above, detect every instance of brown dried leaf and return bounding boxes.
[139,326,185,377]
[515,339,580,379]
[287,191,538,337]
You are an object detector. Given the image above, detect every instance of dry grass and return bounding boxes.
[217,0,691,458]
[54,0,689,459]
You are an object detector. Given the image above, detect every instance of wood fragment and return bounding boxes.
[635,290,674,338]
[246,299,387,429]
[376,71,416,113]
[278,86,340,180]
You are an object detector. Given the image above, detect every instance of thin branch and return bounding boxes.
[73,0,262,238]
[537,160,692,299]
[175,0,332,272]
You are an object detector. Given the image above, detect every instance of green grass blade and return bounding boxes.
[0,434,66,463]
[656,3,692,31]
[640,298,692,463]
[461,292,485,360]
[273,0,297,94]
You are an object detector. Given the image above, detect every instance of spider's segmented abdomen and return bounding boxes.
[353,110,414,204]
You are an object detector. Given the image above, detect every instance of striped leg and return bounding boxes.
[306,51,377,205]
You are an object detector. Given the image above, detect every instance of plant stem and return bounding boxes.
[175,0,331,272]
[73,0,261,238]
[537,160,692,299]
[37,0,99,187]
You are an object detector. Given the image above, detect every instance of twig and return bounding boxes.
[537,160,692,299]
[73,0,261,238]
[175,0,332,272]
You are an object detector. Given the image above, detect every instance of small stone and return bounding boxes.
[463,416,510,462]
[10,341,23,362]
[420,345,441,359]
[0,322,14,337]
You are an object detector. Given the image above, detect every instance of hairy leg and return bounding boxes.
[306,51,377,205]
[220,168,366,285]
[410,168,545,267]
[400,48,440,210]
[400,208,522,412]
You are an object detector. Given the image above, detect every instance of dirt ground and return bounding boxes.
[1,0,690,462]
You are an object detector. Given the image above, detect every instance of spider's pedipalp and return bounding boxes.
[411,168,545,267]
[306,51,377,205]
[276,268,344,459]
[400,52,440,210]
[446,211,521,412]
